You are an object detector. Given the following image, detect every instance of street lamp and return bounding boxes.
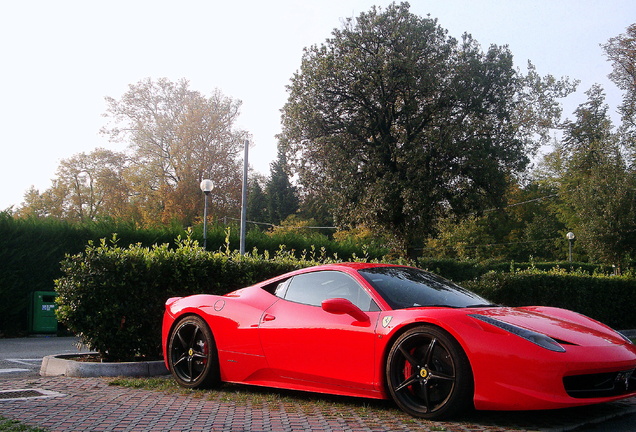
[566,232,575,262]
[200,179,214,249]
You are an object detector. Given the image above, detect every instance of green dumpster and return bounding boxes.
[29,291,58,333]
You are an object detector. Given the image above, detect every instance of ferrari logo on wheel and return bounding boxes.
[382,316,393,328]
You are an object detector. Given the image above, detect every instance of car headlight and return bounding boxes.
[470,314,566,353]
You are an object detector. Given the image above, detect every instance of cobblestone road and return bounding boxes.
[1,376,635,432]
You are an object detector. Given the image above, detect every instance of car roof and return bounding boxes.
[251,262,409,290]
[297,262,402,272]
[318,262,378,269]
[251,262,387,286]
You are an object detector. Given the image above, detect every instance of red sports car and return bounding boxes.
[162,262,636,419]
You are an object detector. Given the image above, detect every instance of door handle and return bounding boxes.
[263,314,276,322]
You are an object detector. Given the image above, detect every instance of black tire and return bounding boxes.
[167,315,221,389]
[386,326,473,419]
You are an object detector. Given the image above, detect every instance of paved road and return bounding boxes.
[571,412,636,431]
[0,336,635,431]
[0,336,90,379]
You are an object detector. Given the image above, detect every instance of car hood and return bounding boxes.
[472,306,629,347]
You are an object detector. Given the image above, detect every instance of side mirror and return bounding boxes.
[321,298,370,323]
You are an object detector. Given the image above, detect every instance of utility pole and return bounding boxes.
[240,140,249,255]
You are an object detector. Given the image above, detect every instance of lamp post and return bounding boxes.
[566,232,575,262]
[200,179,214,250]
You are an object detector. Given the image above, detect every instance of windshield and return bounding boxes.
[358,266,493,310]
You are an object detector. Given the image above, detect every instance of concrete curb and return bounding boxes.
[40,353,169,378]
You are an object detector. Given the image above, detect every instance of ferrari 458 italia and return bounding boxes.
[162,262,636,419]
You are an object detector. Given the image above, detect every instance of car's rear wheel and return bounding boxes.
[168,315,220,389]
[386,326,473,419]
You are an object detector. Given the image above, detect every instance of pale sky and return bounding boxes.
[0,0,634,210]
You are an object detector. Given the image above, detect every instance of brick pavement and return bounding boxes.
[0,376,635,432]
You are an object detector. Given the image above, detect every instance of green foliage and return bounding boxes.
[416,257,614,282]
[279,3,574,256]
[602,23,636,143]
[101,78,246,227]
[265,149,298,225]
[0,213,383,336]
[424,183,567,262]
[464,269,636,329]
[54,234,322,361]
[246,180,268,225]
[245,226,386,261]
[0,214,92,336]
[0,214,184,336]
[417,258,486,282]
[539,85,636,267]
[18,148,129,222]
[55,229,633,362]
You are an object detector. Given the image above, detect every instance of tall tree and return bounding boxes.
[101,78,247,225]
[603,23,636,148]
[544,85,636,266]
[18,149,130,221]
[279,2,573,256]
[246,174,269,227]
[265,149,298,225]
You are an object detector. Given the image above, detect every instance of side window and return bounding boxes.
[273,278,291,298]
[261,278,291,297]
[283,270,378,311]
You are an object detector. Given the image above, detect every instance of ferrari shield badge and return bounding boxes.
[382,316,393,328]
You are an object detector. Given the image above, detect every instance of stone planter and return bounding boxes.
[40,353,169,378]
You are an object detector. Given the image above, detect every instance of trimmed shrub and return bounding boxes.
[464,269,636,329]
[417,257,617,282]
[0,213,385,336]
[416,258,486,282]
[54,235,319,361]
[0,215,90,336]
[55,235,636,362]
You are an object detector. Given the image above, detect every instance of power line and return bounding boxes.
[232,192,563,230]
[223,216,337,230]
[416,236,560,252]
[481,193,560,214]
[223,190,566,251]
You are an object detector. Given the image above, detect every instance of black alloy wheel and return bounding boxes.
[386,326,473,419]
[168,315,220,389]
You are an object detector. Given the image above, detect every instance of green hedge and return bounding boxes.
[55,235,321,361]
[0,213,385,336]
[464,269,636,330]
[0,214,193,336]
[417,257,617,282]
[54,237,636,362]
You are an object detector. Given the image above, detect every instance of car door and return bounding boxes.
[258,270,381,394]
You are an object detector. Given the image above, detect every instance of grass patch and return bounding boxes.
[109,377,311,406]
[0,416,46,432]
[108,377,178,392]
[108,376,398,416]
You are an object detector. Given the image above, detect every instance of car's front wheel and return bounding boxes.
[168,315,221,389]
[386,326,473,419]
